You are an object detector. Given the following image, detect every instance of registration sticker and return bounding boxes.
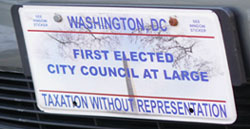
[16,5,237,124]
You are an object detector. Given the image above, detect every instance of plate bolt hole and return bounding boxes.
[189,108,194,113]
[169,17,178,26]
[54,13,63,23]
[73,101,77,106]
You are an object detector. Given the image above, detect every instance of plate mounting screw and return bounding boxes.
[54,13,63,23]
[169,17,178,26]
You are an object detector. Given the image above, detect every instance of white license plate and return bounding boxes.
[17,5,236,124]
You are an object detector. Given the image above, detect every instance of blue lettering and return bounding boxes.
[202,103,208,116]
[101,50,109,60]
[47,64,55,74]
[65,95,72,108]
[165,53,174,63]
[181,71,190,81]
[114,51,122,61]
[130,52,138,61]
[184,102,191,115]
[73,49,80,59]
[150,18,159,31]
[92,17,101,29]
[150,69,158,79]
[117,68,126,77]
[67,16,78,28]
[131,68,139,78]
[143,69,152,79]
[98,67,107,77]
[107,98,115,110]
[42,93,47,106]
[144,100,151,113]
[212,104,219,117]
[89,66,98,76]
[163,70,172,80]
[94,50,101,60]
[197,103,204,116]
[190,102,196,115]
[177,101,184,115]
[201,72,209,82]
[53,94,60,107]
[164,101,171,114]
[157,100,165,114]
[101,97,108,110]
[136,18,145,31]
[80,66,89,75]
[159,19,167,31]
[121,98,129,112]
[138,52,147,62]
[137,99,145,112]
[156,53,164,62]
[127,18,136,30]
[85,50,93,59]
[122,51,130,61]
[150,100,157,113]
[114,98,122,111]
[90,96,101,109]
[79,16,86,29]
[219,104,227,118]
[119,17,126,30]
[61,95,67,107]
[190,71,199,81]
[48,94,54,106]
[85,16,93,29]
[147,52,155,62]
[171,101,177,114]
[108,67,117,77]
[112,17,120,30]
[104,17,112,29]
[73,95,81,108]
[172,70,181,80]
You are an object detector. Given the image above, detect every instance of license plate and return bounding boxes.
[15,5,237,124]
